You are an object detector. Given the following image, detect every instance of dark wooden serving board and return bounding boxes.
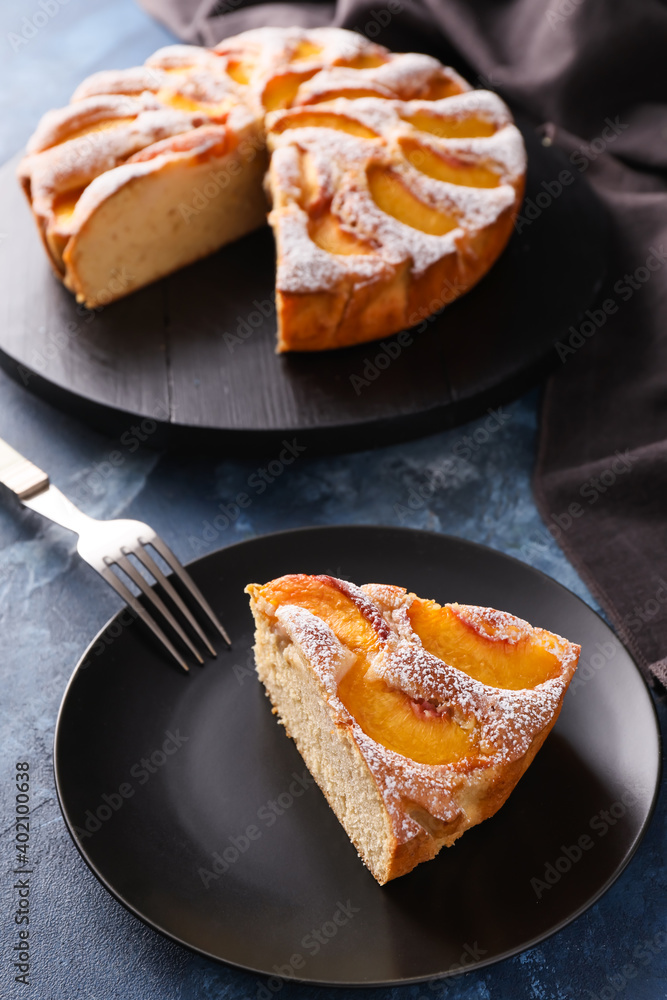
[0,125,607,455]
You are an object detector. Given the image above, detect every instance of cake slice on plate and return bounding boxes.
[246,574,580,884]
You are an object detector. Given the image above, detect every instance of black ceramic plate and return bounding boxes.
[54,527,660,986]
[0,123,607,455]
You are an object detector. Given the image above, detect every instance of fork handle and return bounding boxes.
[0,438,50,500]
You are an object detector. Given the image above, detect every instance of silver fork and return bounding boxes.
[0,437,230,672]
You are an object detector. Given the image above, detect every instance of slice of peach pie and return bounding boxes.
[246,574,580,884]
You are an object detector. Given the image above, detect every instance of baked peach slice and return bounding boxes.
[247,574,580,883]
[367,164,460,235]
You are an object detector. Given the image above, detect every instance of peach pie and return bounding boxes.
[246,574,580,883]
[18,27,526,351]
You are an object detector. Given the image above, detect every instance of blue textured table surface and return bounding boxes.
[1,2,665,997]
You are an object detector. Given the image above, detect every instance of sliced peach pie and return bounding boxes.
[246,574,580,884]
[18,26,525,348]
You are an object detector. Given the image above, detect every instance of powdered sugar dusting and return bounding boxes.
[24,109,210,221]
[450,603,534,644]
[271,206,391,294]
[71,67,167,102]
[275,604,357,690]
[26,93,160,153]
[215,25,388,74]
[294,54,466,106]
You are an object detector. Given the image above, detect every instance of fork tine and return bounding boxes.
[145,535,232,645]
[98,564,189,673]
[115,555,204,664]
[132,544,216,657]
